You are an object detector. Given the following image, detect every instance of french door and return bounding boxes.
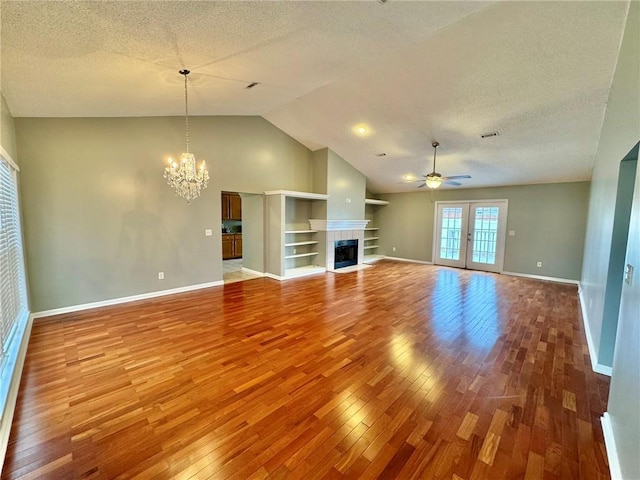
[434,200,508,273]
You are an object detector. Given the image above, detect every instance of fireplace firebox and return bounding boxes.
[334,239,358,269]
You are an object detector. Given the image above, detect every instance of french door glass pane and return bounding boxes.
[472,207,499,264]
[440,207,463,260]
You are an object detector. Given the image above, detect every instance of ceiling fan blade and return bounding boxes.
[417,183,427,188]
[442,175,471,180]
[443,180,462,186]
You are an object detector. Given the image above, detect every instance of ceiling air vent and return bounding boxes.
[374,153,387,157]
[245,82,261,89]
[481,131,499,138]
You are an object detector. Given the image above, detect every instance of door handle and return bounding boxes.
[467,233,472,241]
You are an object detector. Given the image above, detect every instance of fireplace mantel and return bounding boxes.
[308,219,369,231]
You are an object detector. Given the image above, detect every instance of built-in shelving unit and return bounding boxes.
[364,227,380,252]
[363,200,388,264]
[265,191,328,279]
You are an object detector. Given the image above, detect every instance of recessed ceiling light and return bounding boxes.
[352,124,371,137]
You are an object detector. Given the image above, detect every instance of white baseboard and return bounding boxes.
[502,271,579,285]
[0,312,34,466]
[384,256,433,265]
[241,267,264,277]
[32,281,224,319]
[601,413,623,480]
[578,286,613,376]
[264,268,326,281]
[264,273,284,281]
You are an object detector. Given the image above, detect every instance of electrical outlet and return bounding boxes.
[158,272,164,280]
[392,246,396,252]
[205,229,212,236]
[293,248,297,254]
[346,197,352,204]
[508,230,516,236]
[536,261,542,268]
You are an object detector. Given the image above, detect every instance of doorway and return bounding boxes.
[221,191,264,284]
[433,200,508,273]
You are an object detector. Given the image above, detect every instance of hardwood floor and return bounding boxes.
[2,261,611,479]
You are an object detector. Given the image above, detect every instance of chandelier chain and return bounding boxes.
[183,71,189,154]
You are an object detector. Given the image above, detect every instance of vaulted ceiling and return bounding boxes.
[0,1,630,193]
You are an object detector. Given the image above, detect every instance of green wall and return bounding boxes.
[581,2,640,477]
[326,149,366,220]
[377,181,589,280]
[311,148,366,220]
[16,116,313,311]
[599,154,637,367]
[1,93,17,161]
[238,193,265,274]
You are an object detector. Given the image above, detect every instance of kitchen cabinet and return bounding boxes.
[221,192,242,220]
[222,233,242,259]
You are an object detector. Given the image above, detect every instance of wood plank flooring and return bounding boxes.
[2,261,611,479]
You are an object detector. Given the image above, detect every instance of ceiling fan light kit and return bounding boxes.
[417,141,471,190]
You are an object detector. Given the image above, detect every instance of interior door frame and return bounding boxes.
[433,199,509,273]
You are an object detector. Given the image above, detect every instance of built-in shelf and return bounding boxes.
[364,254,385,264]
[284,265,326,278]
[364,227,379,231]
[265,190,329,200]
[364,236,379,241]
[285,241,319,247]
[364,198,389,205]
[285,252,319,259]
[285,230,317,234]
[363,245,379,250]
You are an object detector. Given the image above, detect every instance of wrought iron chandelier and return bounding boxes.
[164,69,209,203]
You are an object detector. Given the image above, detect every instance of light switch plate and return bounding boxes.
[624,264,634,286]
[509,230,516,236]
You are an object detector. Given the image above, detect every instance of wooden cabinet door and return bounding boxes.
[234,235,243,257]
[222,234,234,259]
[230,194,242,220]
[221,194,230,220]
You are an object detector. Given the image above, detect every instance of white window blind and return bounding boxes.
[0,155,27,355]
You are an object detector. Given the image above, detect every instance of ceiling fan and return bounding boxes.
[417,141,471,189]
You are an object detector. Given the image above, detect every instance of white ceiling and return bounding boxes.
[0,1,630,193]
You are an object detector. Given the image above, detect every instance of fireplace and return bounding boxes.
[334,239,358,269]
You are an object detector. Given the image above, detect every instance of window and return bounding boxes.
[0,151,28,385]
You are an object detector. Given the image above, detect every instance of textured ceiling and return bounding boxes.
[0,1,630,193]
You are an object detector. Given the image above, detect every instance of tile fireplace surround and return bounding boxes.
[308,219,369,271]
